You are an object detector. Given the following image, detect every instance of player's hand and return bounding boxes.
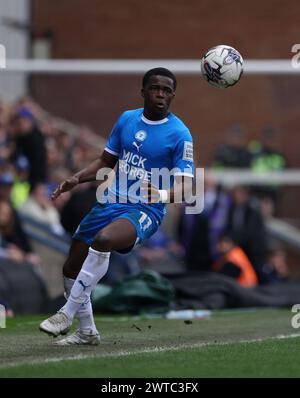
[141,181,160,203]
[51,176,79,200]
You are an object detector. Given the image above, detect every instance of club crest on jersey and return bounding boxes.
[135,130,147,142]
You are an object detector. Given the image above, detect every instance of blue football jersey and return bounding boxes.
[102,108,194,219]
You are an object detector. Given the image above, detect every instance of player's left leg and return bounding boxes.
[62,240,98,337]
[40,218,137,339]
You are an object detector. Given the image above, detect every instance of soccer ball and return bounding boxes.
[201,45,243,88]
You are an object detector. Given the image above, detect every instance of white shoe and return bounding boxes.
[54,329,100,346]
[39,311,72,337]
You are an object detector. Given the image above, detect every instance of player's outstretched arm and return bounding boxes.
[51,150,118,200]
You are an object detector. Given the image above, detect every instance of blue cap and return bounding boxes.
[16,107,34,122]
[15,155,30,171]
[0,172,14,185]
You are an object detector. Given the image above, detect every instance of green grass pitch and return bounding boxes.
[0,308,300,378]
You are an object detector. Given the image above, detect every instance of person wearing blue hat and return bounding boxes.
[13,107,47,187]
[16,107,34,122]
[0,172,14,186]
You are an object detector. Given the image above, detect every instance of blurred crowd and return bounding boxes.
[0,96,101,193]
[0,98,291,315]
[0,97,100,306]
[139,124,289,288]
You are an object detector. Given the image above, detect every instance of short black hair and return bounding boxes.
[142,67,177,90]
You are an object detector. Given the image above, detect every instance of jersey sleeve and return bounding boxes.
[104,114,124,157]
[172,129,194,177]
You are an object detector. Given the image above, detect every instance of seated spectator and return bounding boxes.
[0,173,38,259]
[19,183,65,236]
[213,234,258,287]
[259,248,289,284]
[0,198,40,266]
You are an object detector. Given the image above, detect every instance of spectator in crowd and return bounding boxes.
[53,131,74,171]
[259,196,275,220]
[12,106,48,187]
[0,173,41,265]
[0,171,15,202]
[177,174,230,270]
[20,183,65,236]
[0,100,13,165]
[225,185,268,275]
[259,248,289,284]
[177,204,199,268]
[0,126,13,164]
[213,124,251,169]
[11,155,31,208]
[203,174,231,261]
[249,126,286,173]
[213,234,258,287]
[0,198,39,266]
[248,126,287,209]
[178,206,211,270]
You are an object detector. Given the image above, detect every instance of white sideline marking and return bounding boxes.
[1,333,300,369]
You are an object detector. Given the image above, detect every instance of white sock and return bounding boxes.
[61,248,110,322]
[76,300,98,334]
[64,276,98,334]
